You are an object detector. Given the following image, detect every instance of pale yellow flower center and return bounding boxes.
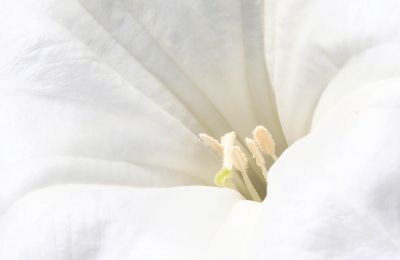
[199,125,278,202]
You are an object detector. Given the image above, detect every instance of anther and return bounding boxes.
[199,133,223,159]
[245,137,267,180]
[252,125,278,161]
[231,146,247,172]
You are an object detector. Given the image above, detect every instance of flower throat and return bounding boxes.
[199,126,277,202]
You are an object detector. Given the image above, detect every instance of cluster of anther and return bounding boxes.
[199,126,277,202]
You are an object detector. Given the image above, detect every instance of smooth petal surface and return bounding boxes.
[0,185,259,260]
[0,0,285,211]
[249,82,400,259]
[265,0,400,143]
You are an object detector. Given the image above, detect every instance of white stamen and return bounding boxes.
[252,125,277,161]
[232,146,262,201]
[245,137,267,176]
[199,125,278,202]
[231,146,262,202]
[231,145,248,173]
[221,132,236,169]
[199,133,223,159]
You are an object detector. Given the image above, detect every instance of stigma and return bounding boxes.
[199,125,278,202]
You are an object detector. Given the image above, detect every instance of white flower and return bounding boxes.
[1,0,400,259]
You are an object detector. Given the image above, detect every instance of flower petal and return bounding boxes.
[6,0,286,147]
[248,82,400,259]
[265,0,400,143]
[0,0,286,209]
[0,185,259,260]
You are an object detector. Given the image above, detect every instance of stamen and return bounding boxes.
[245,138,267,180]
[221,132,236,169]
[231,146,262,202]
[199,133,223,159]
[231,145,248,173]
[198,125,278,202]
[253,125,278,161]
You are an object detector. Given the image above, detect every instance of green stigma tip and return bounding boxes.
[214,167,232,187]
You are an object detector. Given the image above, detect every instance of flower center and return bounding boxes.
[199,126,278,202]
